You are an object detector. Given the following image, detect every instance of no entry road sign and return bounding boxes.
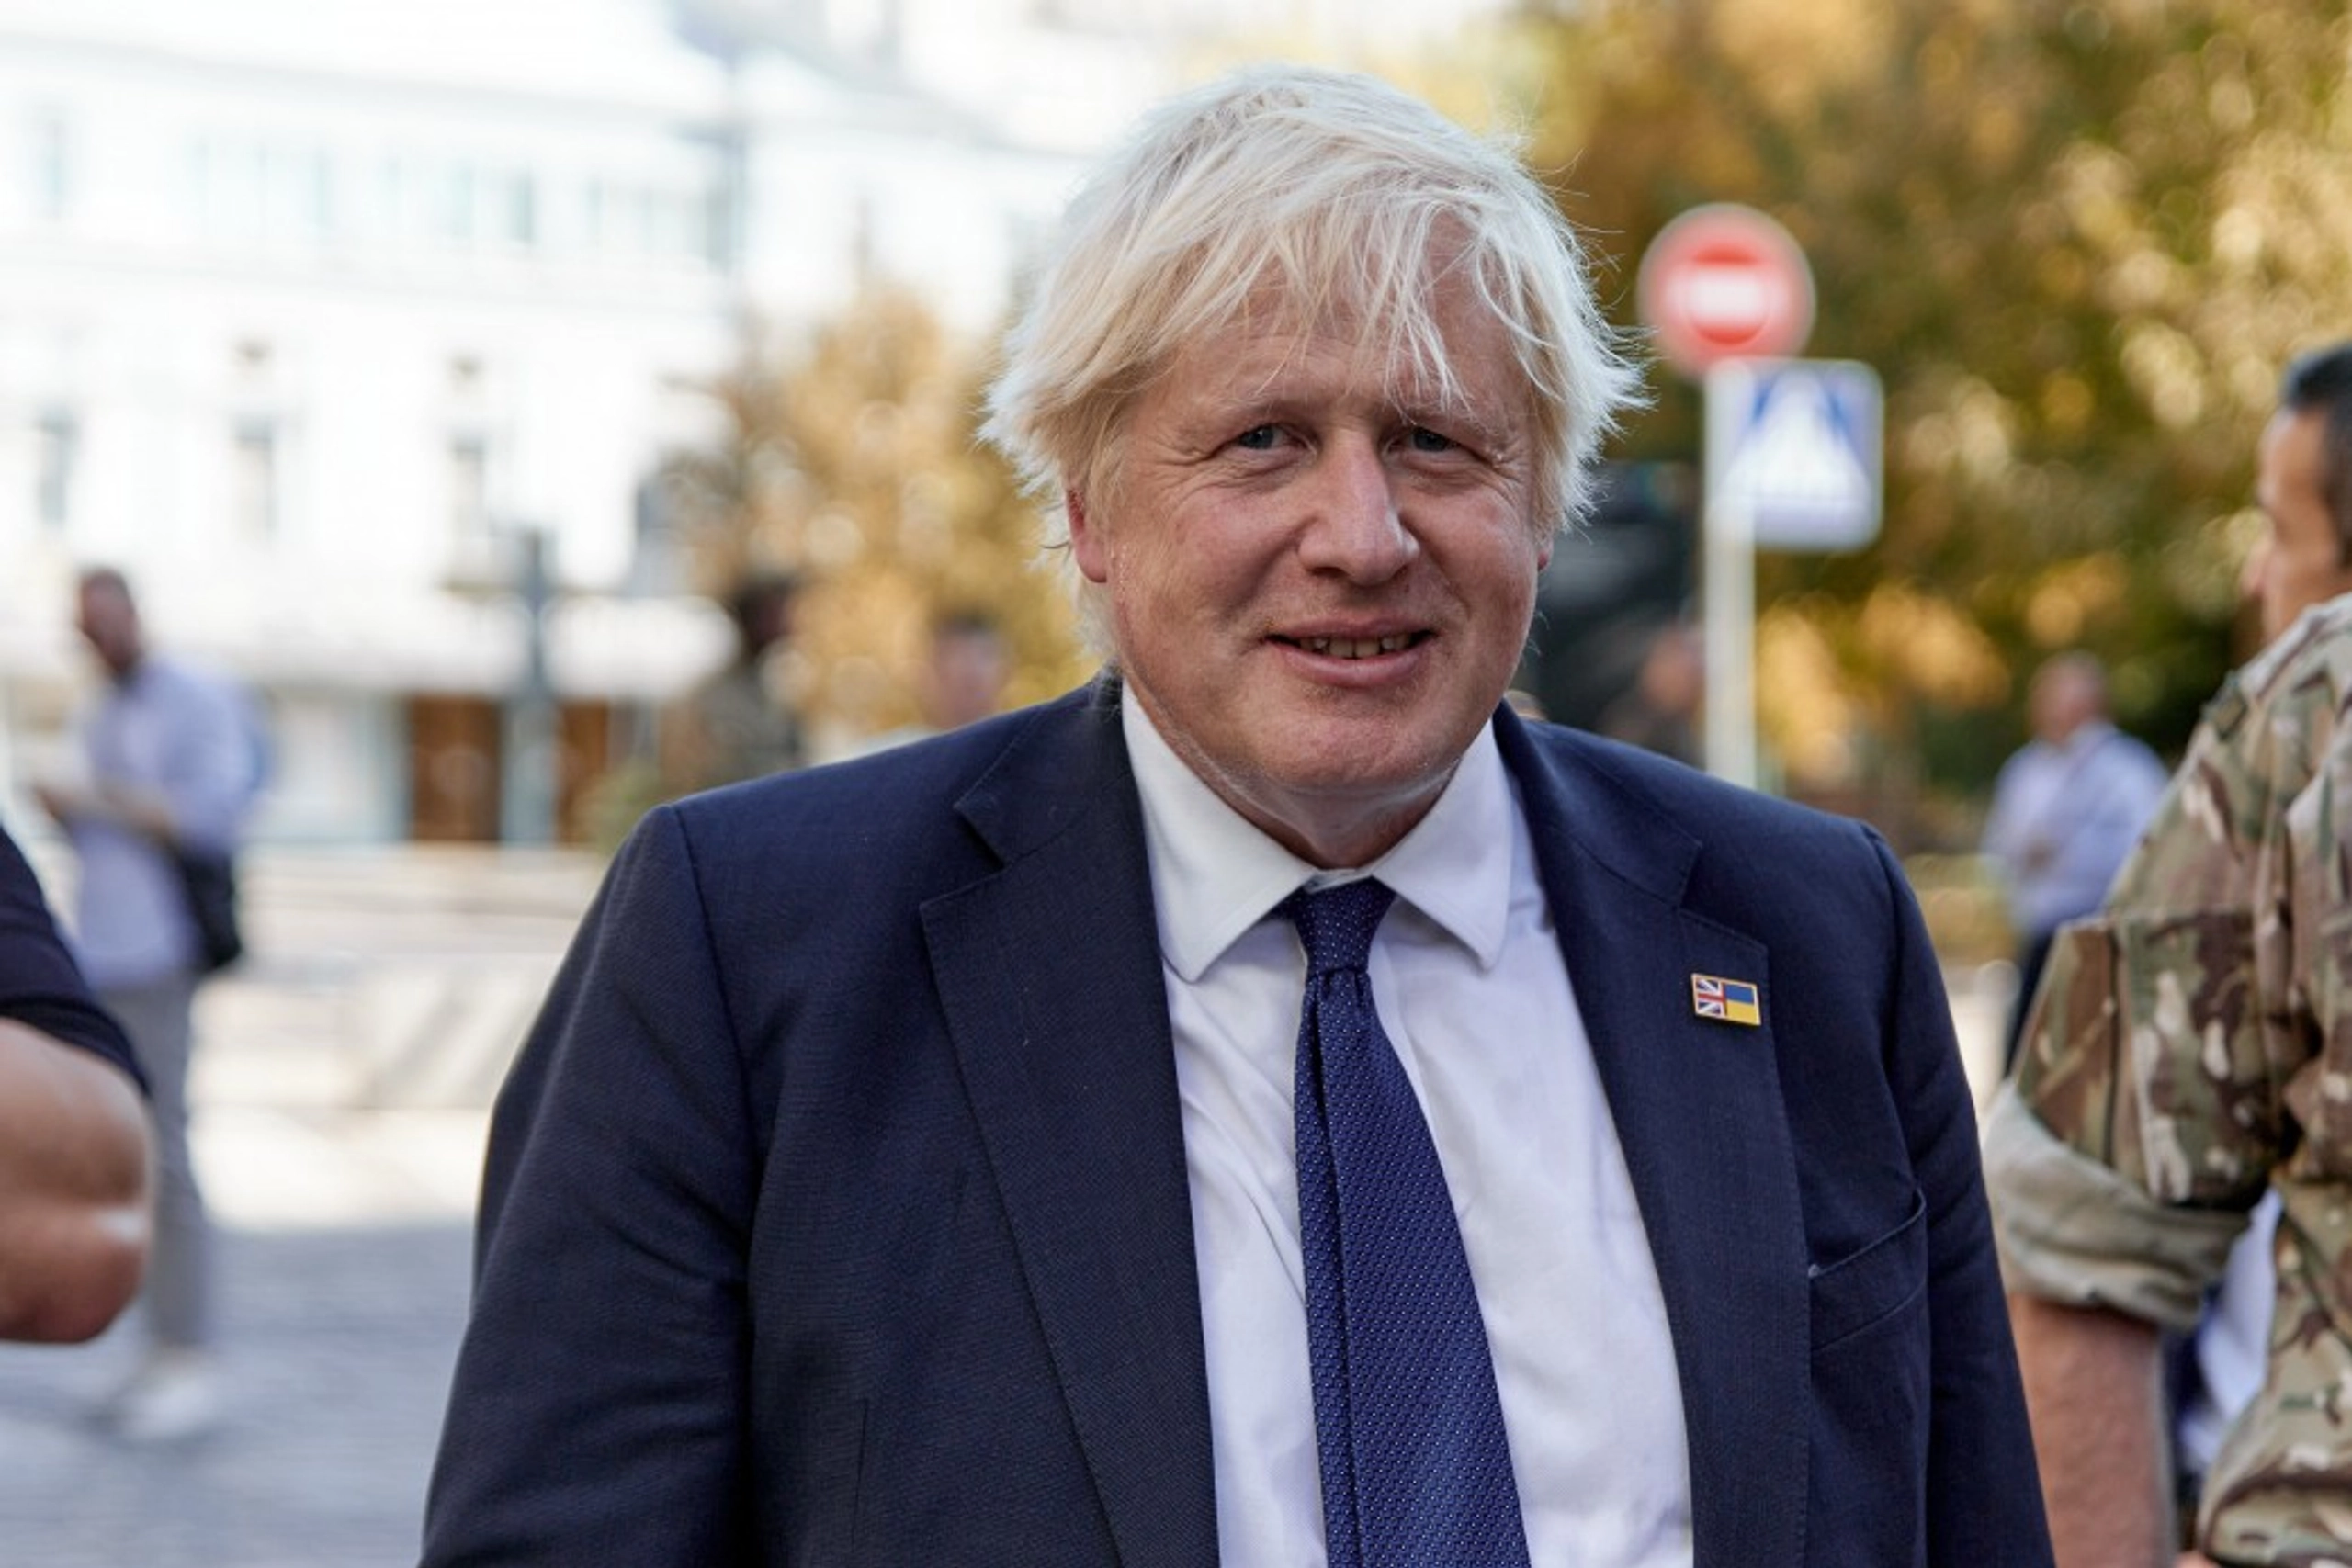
[1636,204,1815,380]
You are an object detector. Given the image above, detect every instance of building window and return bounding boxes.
[705,179,740,269]
[203,139,270,244]
[28,113,70,221]
[493,172,536,247]
[583,178,607,250]
[33,408,76,530]
[433,164,477,244]
[230,419,278,540]
[379,156,411,243]
[649,189,689,258]
[448,434,490,541]
[277,147,332,242]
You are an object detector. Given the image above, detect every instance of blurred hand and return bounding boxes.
[31,782,75,825]
[96,784,177,843]
[33,780,173,843]
[2177,1552,2219,1567]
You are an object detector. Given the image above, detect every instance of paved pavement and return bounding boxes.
[0,841,2018,1568]
[0,845,605,1568]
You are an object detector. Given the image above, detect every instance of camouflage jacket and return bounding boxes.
[1986,595,2352,1565]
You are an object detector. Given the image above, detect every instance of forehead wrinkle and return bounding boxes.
[1198,326,1505,419]
[1148,276,1535,459]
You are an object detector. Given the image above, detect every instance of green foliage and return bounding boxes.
[1500,0,2352,798]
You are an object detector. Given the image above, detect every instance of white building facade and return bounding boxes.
[0,0,1129,840]
[0,0,1502,842]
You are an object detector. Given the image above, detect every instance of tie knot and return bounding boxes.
[1283,877,1396,977]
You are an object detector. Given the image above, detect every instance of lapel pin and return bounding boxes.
[1691,973,1762,1027]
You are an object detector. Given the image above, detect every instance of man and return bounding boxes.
[0,822,150,1344]
[424,66,2050,1565]
[1989,341,2352,1567]
[915,609,1010,735]
[1981,651,2167,1064]
[37,567,261,1441]
[1599,618,1705,766]
[667,569,808,793]
[838,608,1014,758]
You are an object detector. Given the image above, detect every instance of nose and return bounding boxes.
[1295,437,1418,582]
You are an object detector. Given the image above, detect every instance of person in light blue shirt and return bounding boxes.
[36,567,261,1442]
[1980,650,2167,1064]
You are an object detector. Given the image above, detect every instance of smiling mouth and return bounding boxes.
[1279,632,1426,659]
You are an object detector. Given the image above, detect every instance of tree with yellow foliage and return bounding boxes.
[659,287,1091,762]
[1493,0,2352,811]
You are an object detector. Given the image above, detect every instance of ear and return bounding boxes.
[1067,491,1112,585]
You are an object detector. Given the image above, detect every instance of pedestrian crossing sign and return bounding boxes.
[1705,358,1883,551]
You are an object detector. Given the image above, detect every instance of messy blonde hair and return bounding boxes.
[982,63,1644,647]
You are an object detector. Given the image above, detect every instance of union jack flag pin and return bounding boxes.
[1691,973,1762,1027]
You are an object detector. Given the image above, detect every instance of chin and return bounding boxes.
[1281,742,1458,807]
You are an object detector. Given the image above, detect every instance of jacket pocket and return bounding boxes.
[1808,1186,1928,1354]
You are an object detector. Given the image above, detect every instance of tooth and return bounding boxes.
[1296,636,1412,657]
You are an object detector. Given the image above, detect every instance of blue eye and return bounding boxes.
[1234,425,1280,450]
[1407,427,1456,453]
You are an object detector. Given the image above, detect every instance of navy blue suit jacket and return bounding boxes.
[423,683,2052,1566]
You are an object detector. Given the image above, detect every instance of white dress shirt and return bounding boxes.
[1123,695,1693,1568]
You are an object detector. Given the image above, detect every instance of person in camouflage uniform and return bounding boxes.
[1988,342,2352,1567]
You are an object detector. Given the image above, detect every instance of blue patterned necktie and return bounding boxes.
[1284,878,1531,1568]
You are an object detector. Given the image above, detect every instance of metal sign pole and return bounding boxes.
[1702,363,1758,788]
[1702,483,1757,790]
[1642,207,1859,793]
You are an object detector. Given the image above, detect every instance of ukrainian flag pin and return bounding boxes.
[1691,974,1761,1026]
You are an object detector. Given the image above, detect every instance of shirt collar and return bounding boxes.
[1122,691,1515,982]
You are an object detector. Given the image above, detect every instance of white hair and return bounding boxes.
[982,63,1645,647]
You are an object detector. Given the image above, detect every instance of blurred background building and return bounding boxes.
[9,0,2329,869]
[0,0,1507,844]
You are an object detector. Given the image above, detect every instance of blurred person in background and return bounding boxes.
[917,609,1012,736]
[424,64,2050,1566]
[1980,651,2167,1066]
[665,569,808,793]
[1989,342,2352,1566]
[837,607,1012,759]
[35,567,262,1442]
[1598,617,1704,767]
[0,821,149,1345]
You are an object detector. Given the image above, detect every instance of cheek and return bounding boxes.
[1103,539,1210,652]
[1476,544,1544,629]
[2289,541,2338,597]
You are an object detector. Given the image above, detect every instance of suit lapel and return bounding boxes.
[922,686,1219,1567]
[920,694,1813,1565]
[1498,716,1809,1568]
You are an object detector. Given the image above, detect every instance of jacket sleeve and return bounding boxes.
[422,805,759,1566]
[1991,634,2347,1318]
[1860,829,2056,1568]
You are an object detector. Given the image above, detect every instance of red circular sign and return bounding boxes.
[1636,204,1815,379]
